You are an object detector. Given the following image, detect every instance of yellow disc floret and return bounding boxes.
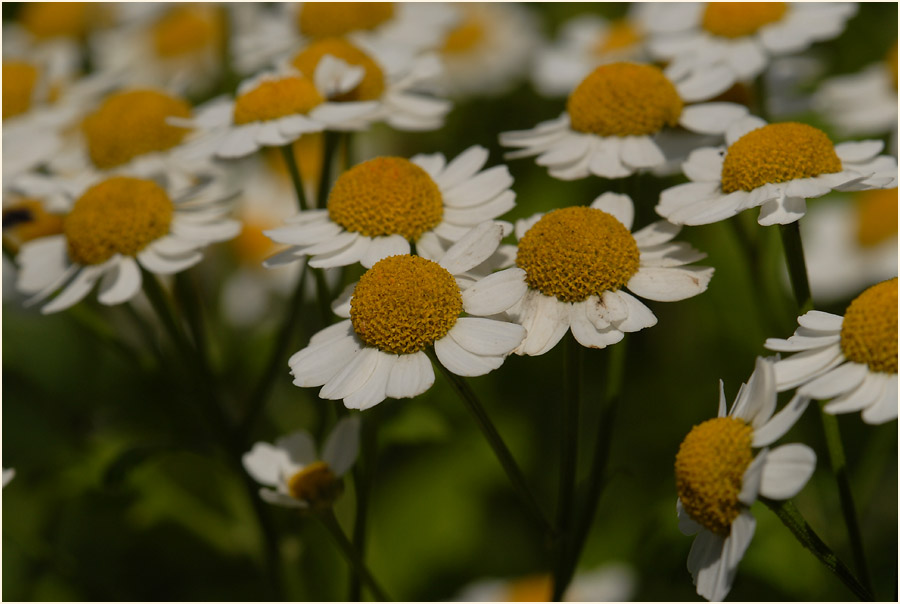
[515,207,640,302]
[82,90,192,170]
[233,76,324,125]
[441,14,485,54]
[350,255,463,354]
[855,188,898,248]
[720,122,842,193]
[840,278,898,374]
[287,461,344,510]
[567,63,683,136]
[2,199,65,252]
[3,61,39,120]
[505,575,553,602]
[702,2,787,38]
[593,19,642,55]
[291,38,385,102]
[152,5,221,58]
[20,2,93,39]
[64,177,173,265]
[887,42,898,90]
[297,2,394,38]
[675,417,754,536]
[327,157,443,241]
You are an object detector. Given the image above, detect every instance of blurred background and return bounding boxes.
[2,2,897,601]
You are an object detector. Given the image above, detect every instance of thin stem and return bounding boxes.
[311,266,333,326]
[318,509,391,602]
[819,408,874,596]
[218,4,240,96]
[552,334,581,601]
[238,263,310,438]
[350,406,380,601]
[778,222,814,315]
[763,498,873,601]
[281,143,310,212]
[317,132,341,209]
[426,349,554,538]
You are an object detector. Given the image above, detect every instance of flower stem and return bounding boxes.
[426,349,554,538]
[818,407,875,596]
[317,132,341,209]
[778,221,814,315]
[281,143,310,212]
[350,406,380,601]
[762,498,873,601]
[552,333,581,601]
[318,508,391,602]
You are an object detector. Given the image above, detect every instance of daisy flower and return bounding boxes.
[499,61,748,180]
[531,7,652,97]
[645,2,857,93]
[455,563,636,602]
[657,116,899,226]
[675,357,815,602]
[288,222,526,410]
[2,196,64,254]
[15,174,240,314]
[814,42,898,144]
[764,279,898,425]
[242,416,360,510]
[431,2,541,98]
[500,193,713,356]
[799,189,898,304]
[2,468,15,488]
[264,145,515,270]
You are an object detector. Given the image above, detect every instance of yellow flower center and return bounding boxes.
[232,76,324,125]
[2,61,39,120]
[675,417,754,536]
[855,188,898,248]
[441,14,485,54]
[152,5,222,58]
[232,218,279,265]
[327,157,443,241]
[567,63,683,136]
[702,2,788,38]
[720,122,842,193]
[593,19,642,55]
[350,255,463,354]
[840,278,898,374]
[287,461,344,510]
[291,37,385,102]
[515,206,640,303]
[2,199,65,253]
[20,2,93,39]
[64,177,173,265]
[297,2,394,38]
[887,42,898,90]
[505,575,552,602]
[81,90,192,170]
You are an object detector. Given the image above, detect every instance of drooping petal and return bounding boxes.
[97,256,142,305]
[360,235,409,268]
[275,431,318,469]
[42,264,107,314]
[569,302,624,349]
[772,343,845,391]
[320,346,381,401]
[508,289,570,356]
[438,221,504,275]
[321,415,361,476]
[860,374,898,425]
[677,499,702,536]
[448,318,525,356]
[462,268,528,316]
[243,442,293,487]
[753,394,811,447]
[385,351,435,399]
[342,352,394,411]
[759,444,817,500]
[824,372,887,415]
[799,362,869,400]
[434,334,505,377]
[590,192,634,230]
[626,266,713,302]
[290,332,362,387]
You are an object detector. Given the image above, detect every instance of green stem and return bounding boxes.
[218,5,239,96]
[778,222,814,315]
[311,266,333,326]
[552,334,581,601]
[281,143,310,212]
[763,498,873,601]
[426,349,554,538]
[318,509,391,602]
[66,304,149,370]
[818,408,874,596]
[317,132,341,209]
[350,406,379,601]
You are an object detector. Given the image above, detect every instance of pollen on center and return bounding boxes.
[855,188,898,248]
[702,2,787,38]
[350,255,463,355]
[291,37,385,102]
[441,14,485,54]
[593,20,642,55]
[152,5,222,58]
[287,461,343,510]
[515,206,640,302]
[675,417,754,536]
[2,61,39,120]
[840,278,898,374]
[64,177,174,265]
[566,62,683,137]
[297,2,394,38]
[233,76,324,125]
[327,157,443,241]
[81,89,192,170]
[720,122,842,193]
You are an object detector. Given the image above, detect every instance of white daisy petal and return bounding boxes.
[860,374,898,425]
[823,372,887,415]
[308,236,370,269]
[462,268,529,316]
[753,394,811,448]
[639,241,707,268]
[242,442,293,487]
[620,136,665,170]
[799,362,869,400]
[442,191,516,226]
[588,139,631,179]
[656,181,722,212]
[260,488,306,508]
[759,444,817,500]
[385,352,435,400]
[97,256,142,305]
[632,220,682,247]
[341,353,395,411]
[590,192,634,230]
[757,195,807,226]
[435,145,489,189]
[330,283,355,318]
[797,311,843,331]
[438,221,504,275]
[290,333,362,387]
[773,343,845,391]
[42,264,107,314]
[594,289,630,325]
[448,318,525,357]
[725,115,767,146]
[834,140,884,163]
[299,231,361,256]
[434,333,504,377]
[137,248,203,274]
[219,124,261,158]
[737,449,767,506]
[569,302,624,349]
[275,431,318,468]
[626,266,713,302]
[411,152,446,178]
[320,346,382,401]
[677,499,703,536]
[679,103,748,135]
[443,165,514,209]
[676,63,735,102]
[15,235,69,294]
[682,147,726,182]
[321,416,361,476]
[613,290,659,332]
[687,530,727,602]
[510,290,570,356]
[360,235,410,268]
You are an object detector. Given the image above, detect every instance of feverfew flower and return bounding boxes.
[500,62,747,180]
[675,357,815,601]
[288,222,526,410]
[765,280,898,424]
[645,2,857,93]
[503,193,713,355]
[264,146,515,269]
[531,7,652,97]
[242,416,360,510]
[16,175,240,314]
[657,116,898,226]
[432,2,540,98]
[456,563,636,602]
